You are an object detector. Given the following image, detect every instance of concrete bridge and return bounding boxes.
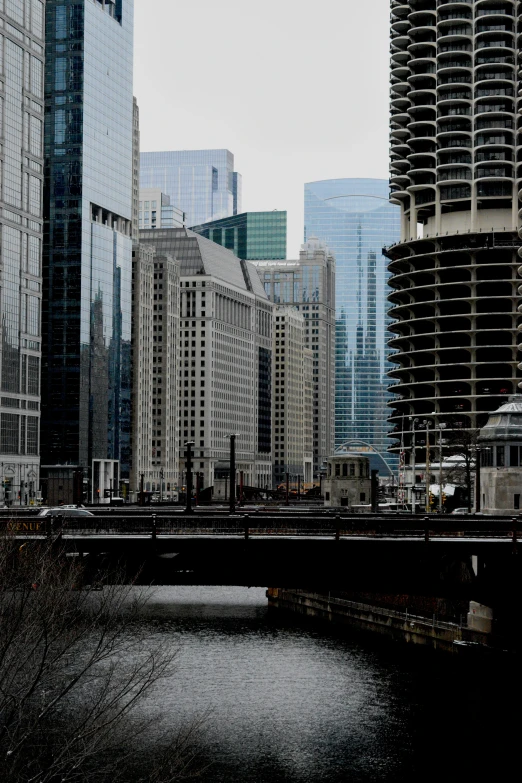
[4,513,521,617]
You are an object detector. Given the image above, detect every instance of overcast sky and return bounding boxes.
[134,0,391,255]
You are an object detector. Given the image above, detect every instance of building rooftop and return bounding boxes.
[139,227,267,298]
[478,396,522,443]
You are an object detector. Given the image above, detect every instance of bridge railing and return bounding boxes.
[1,513,520,539]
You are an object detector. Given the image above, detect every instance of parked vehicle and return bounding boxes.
[37,507,94,518]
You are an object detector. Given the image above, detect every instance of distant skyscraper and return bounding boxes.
[140,149,242,227]
[42,0,134,496]
[0,0,45,506]
[304,179,400,473]
[191,211,287,261]
[139,188,185,230]
[253,240,335,478]
[132,97,140,242]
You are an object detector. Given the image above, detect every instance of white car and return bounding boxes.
[450,507,470,515]
[37,507,94,518]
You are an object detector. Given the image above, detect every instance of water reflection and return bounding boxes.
[135,587,517,782]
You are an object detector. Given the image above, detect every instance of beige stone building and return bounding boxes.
[140,228,273,491]
[323,454,371,509]
[254,240,335,479]
[273,307,313,487]
[130,245,180,499]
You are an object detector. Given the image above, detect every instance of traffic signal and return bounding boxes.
[441,492,447,504]
[429,492,435,506]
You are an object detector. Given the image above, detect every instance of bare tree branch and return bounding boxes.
[0,539,207,782]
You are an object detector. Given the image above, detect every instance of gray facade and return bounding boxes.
[41,0,134,491]
[387,1,522,470]
[0,0,45,506]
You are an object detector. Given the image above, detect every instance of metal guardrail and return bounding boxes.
[1,512,520,542]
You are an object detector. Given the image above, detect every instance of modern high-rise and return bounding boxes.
[140,227,273,491]
[140,149,242,227]
[254,240,335,478]
[386,0,522,466]
[0,0,45,506]
[304,180,400,473]
[41,0,134,498]
[132,97,140,242]
[191,211,287,261]
[139,188,185,230]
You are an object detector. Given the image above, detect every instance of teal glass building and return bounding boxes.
[41,0,134,482]
[304,179,400,472]
[190,211,287,261]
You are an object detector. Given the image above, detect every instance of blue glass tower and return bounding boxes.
[304,179,400,472]
[41,0,134,483]
[140,149,241,227]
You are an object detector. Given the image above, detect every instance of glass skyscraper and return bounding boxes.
[304,179,400,472]
[0,0,45,506]
[140,149,242,228]
[41,0,134,489]
[191,211,287,261]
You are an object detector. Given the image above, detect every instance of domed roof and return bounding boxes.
[478,395,522,442]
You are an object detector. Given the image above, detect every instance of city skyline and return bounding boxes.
[133,0,392,253]
[304,179,400,473]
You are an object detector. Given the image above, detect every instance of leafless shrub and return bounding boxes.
[0,539,207,782]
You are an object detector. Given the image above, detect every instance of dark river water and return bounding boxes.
[136,586,517,782]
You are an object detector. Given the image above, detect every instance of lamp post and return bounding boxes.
[474,446,485,514]
[423,419,432,512]
[410,417,418,514]
[228,434,237,515]
[437,422,447,514]
[184,442,195,515]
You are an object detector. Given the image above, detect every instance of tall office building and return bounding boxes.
[140,227,273,491]
[140,149,242,227]
[0,0,45,506]
[41,0,134,499]
[272,307,314,486]
[304,180,400,473]
[139,188,184,230]
[191,211,287,261]
[386,0,522,467]
[254,240,335,478]
[132,97,140,242]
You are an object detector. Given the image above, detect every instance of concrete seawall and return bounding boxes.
[267,588,492,653]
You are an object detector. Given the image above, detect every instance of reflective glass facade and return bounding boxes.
[304,179,400,472]
[191,211,287,261]
[140,149,241,228]
[42,0,134,480]
[0,0,45,506]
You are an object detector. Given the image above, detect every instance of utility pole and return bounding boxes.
[185,442,195,515]
[425,421,431,513]
[229,434,236,514]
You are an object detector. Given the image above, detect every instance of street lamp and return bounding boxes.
[422,419,432,512]
[184,442,195,515]
[437,422,447,514]
[409,417,419,514]
[228,434,238,515]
